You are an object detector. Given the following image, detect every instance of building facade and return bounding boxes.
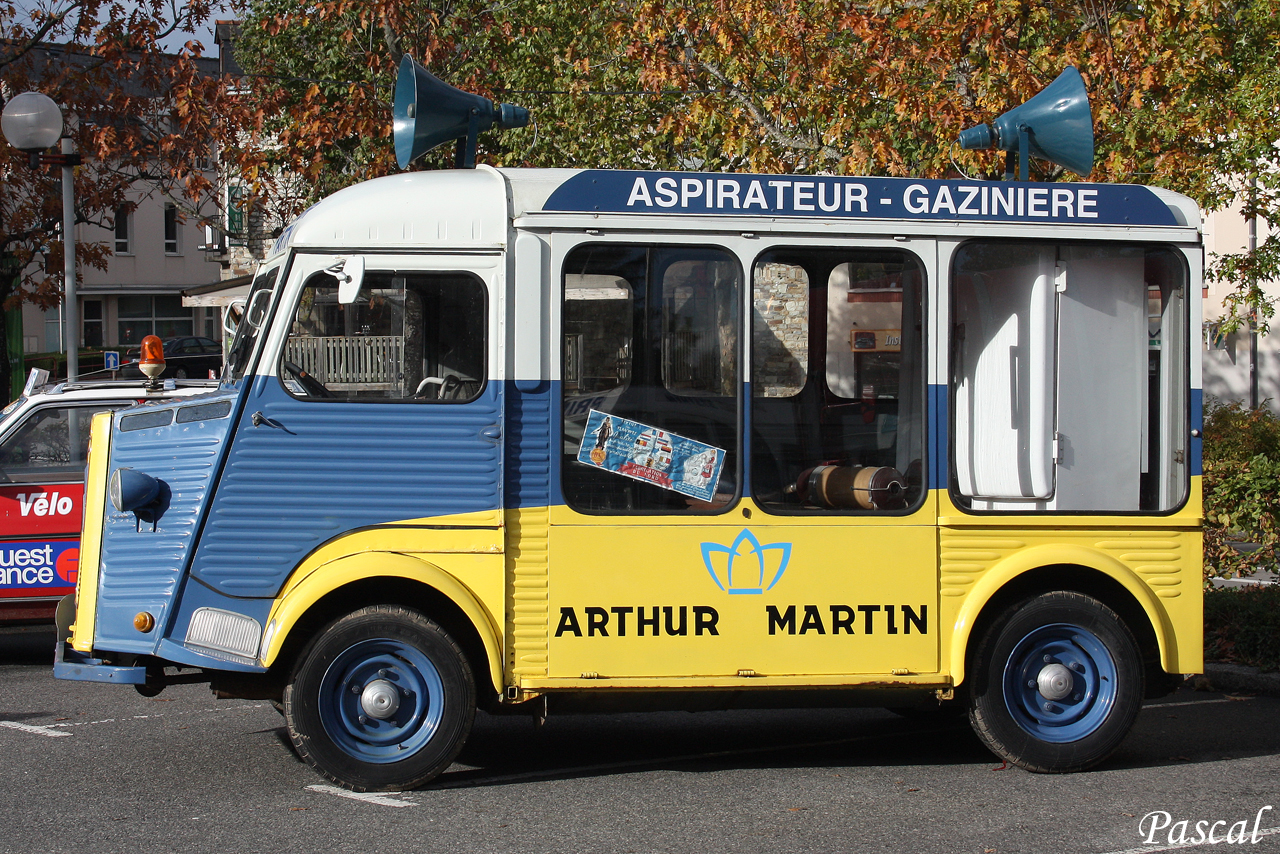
[1202,195,1280,411]
[21,192,223,360]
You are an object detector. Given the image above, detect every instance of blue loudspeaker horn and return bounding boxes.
[393,55,529,170]
[958,66,1094,180]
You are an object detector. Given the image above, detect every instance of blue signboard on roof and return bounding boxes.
[543,170,1179,227]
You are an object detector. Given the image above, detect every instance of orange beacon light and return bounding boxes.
[138,334,165,387]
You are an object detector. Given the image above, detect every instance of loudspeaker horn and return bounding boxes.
[393,55,529,170]
[958,66,1094,180]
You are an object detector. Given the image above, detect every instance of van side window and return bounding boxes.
[226,266,279,381]
[951,241,1187,512]
[561,244,740,513]
[280,271,486,402]
[750,249,926,513]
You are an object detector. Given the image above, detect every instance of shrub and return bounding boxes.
[1202,399,1280,581]
[1204,585,1280,672]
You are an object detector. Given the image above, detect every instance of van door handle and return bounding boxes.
[480,424,502,442]
[251,411,295,434]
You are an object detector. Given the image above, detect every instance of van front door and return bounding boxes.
[189,253,504,600]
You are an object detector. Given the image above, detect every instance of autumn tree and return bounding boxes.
[219,0,721,226]
[0,0,228,395]
[229,0,1279,324]
[619,0,1279,323]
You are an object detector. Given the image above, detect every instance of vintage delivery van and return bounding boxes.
[55,62,1202,791]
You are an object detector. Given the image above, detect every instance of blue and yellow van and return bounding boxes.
[55,67,1203,792]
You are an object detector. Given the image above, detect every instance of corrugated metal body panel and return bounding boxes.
[506,506,549,680]
[504,381,554,509]
[95,396,237,653]
[190,378,503,597]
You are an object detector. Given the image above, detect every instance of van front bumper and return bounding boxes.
[53,638,147,684]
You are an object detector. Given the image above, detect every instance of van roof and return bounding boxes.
[272,166,1201,257]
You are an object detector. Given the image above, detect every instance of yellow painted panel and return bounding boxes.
[938,525,1203,683]
[262,541,507,693]
[274,523,504,600]
[546,519,939,679]
[70,411,113,654]
[390,509,503,527]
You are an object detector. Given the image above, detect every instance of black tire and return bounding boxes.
[175,367,188,379]
[967,591,1143,773]
[283,605,475,791]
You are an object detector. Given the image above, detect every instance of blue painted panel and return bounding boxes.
[1190,387,1203,477]
[929,384,948,491]
[157,587,274,671]
[95,391,239,653]
[191,377,503,597]
[543,171,1179,227]
[505,380,553,509]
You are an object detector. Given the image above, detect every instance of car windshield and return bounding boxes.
[225,266,281,381]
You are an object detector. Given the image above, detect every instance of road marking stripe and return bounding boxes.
[306,784,416,807]
[1097,825,1280,854]
[49,703,266,729]
[0,720,72,738]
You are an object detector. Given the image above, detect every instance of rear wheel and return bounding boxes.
[284,605,475,791]
[968,591,1143,773]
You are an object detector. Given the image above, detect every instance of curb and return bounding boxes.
[1202,662,1280,697]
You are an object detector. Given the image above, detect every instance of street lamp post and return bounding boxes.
[2,92,81,381]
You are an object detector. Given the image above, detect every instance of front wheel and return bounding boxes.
[968,591,1143,773]
[284,605,475,791]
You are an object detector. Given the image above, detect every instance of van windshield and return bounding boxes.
[225,266,281,381]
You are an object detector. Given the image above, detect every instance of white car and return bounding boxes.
[0,369,219,626]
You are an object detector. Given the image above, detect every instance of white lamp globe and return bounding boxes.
[2,92,63,152]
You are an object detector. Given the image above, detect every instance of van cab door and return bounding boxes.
[189,253,504,600]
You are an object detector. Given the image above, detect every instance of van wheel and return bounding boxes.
[968,591,1143,773]
[283,605,475,791]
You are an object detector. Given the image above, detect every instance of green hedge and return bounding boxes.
[1202,400,1280,581]
[1204,585,1280,672]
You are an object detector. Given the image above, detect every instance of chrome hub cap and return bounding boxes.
[360,679,401,719]
[1036,662,1074,701]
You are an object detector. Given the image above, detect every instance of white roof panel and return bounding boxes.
[283,167,522,252]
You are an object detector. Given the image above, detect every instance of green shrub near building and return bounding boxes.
[1205,584,1280,672]
[1202,400,1280,581]
[1202,400,1280,671]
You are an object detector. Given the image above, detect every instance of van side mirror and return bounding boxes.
[223,298,245,338]
[329,257,365,304]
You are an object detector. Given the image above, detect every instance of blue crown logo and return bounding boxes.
[701,529,791,594]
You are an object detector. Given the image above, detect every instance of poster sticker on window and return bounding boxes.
[577,409,726,502]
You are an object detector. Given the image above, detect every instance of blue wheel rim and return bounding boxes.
[1001,623,1118,743]
[317,638,446,764]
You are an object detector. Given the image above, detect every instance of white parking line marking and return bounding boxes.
[0,720,72,737]
[48,703,266,729]
[1097,825,1280,854]
[306,784,416,807]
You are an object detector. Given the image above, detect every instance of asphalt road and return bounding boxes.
[2,628,1277,854]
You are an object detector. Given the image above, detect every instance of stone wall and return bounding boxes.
[753,263,809,397]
